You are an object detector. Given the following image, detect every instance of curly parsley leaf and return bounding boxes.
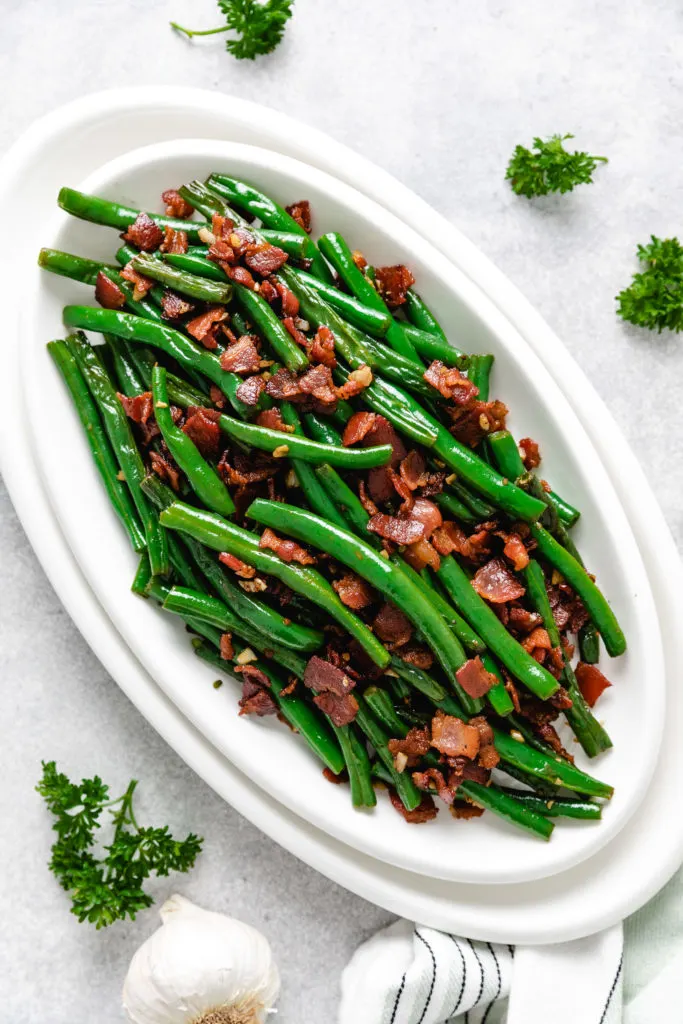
[37,762,203,928]
[616,236,683,333]
[171,0,293,61]
[505,134,608,198]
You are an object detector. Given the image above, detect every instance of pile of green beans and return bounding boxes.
[39,172,624,840]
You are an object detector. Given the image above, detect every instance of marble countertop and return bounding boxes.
[2,0,682,1019]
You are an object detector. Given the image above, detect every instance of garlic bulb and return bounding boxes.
[123,894,280,1024]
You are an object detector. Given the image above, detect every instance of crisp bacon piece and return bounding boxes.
[308,325,337,368]
[219,551,257,578]
[259,527,316,565]
[400,450,426,490]
[256,408,293,432]
[282,316,308,348]
[298,363,338,405]
[322,767,347,785]
[220,335,261,375]
[226,265,256,289]
[304,655,358,726]
[508,606,543,634]
[186,307,228,350]
[209,385,226,410]
[519,437,541,469]
[389,789,438,823]
[471,557,525,603]
[374,264,415,309]
[456,657,498,699]
[219,633,234,661]
[161,291,194,320]
[123,212,164,251]
[120,261,154,301]
[358,480,379,516]
[412,767,457,805]
[182,406,222,460]
[343,411,377,446]
[402,537,441,573]
[351,250,368,271]
[423,361,479,404]
[332,573,375,610]
[388,467,414,512]
[150,450,181,491]
[218,450,278,487]
[159,226,189,255]
[575,662,612,707]
[503,532,530,571]
[521,627,553,654]
[274,279,299,317]
[430,712,481,759]
[236,375,266,407]
[367,513,425,545]
[265,368,302,401]
[208,237,236,265]
[244,243,288,276]
[448,399,508,448]
[118,391,153,425]
[372,602,413,647]
[431,525,459,556]
[451,801,485,819]
[362,415,408,503]
[285,200,312,233]
[238,679,278,717]
[259,279,279,304]
[336,365,373,400]
[388,727,431,767]
[95,271,125,309]
[409,498,442,540]
[161,188,194,219]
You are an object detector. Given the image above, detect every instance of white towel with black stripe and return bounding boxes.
[338,920,623,1024]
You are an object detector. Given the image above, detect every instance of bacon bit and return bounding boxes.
[575,662,612,707]
[448,399,508,448]
[322,767,347,785]
[387,467,414,512]
[424,361,479,404]
[159,290,194,320]
[337,365,374,400]
[389,789,438,823]
[352,250,368,271]
[521,627,553,654]
[259,279,278,304]
[95,271,126,309]
[308,325,337,368]
[150,450,181,491]
[118,391,153,424]
[244,242,288,276]
[304,655,358,726]
[397,645,434,670]
[186,307,228,350]
[120,261,154,301]
[388,727,431,767]
[373,603,413,647]
[182,406,222,459]
[298,363,338,405]
[519,437,541,469]
[285,200,312,233]
[282,316,308,348]
[220,335,262,375]
[471,557,525,603]
[399,450,426,491]
[508,606,543,634]
[161,189,194,219]
[238,679,278,717]
[226,265,257,289]
[259,527,316,565]
[358,480,379,516]
[208,237,235,265]
[343,411,377,446]
[547,585,589,633]
[364,414,407,465]
[374,264,415,309]
[409,498,443,540]
[219,551,257,579]
[219,633,234,661]
[412,767,457,805]
[270,278,297,317]
[159,226,189,255]
[455,657,498,699]
[332,573,375,610]
[123,212,164,252]
[209,385,226,410]
[402,537,442,573]
[218,450,278,487]
[431,525,459,556]
[255,408,293,433]
[367,512,425,545]
[236,374,266,407]
[265,368,303,401]
[503,532,530,571]
[430,711,481,759]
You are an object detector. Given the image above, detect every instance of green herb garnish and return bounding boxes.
[171,0,293,60]
[506,134,607,197]
[617,236,683,332]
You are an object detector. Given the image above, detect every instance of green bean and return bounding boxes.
[445,479,496,520]
[246,499,481,713]
[404,289,448,340]
[178,180,230,220]
[360,374,439,447]
[105,334,146,398]
[287,266,392,336]
[579,621,600,663]
[434,491,478,525]
[232,281,309,373]
[388,658,448,702]
[335,725,376,808]
[436,556,559,700]
[131,252,232,304]
[39,247,114,286]
[279,405,348,529]
[468,354,494,399]
[207,174,333,281]
[159,501,390,667]
[396,322,468,366]
[496,760,562,799]
[166,533,204,591]
[131,552,152,595]
[392,557,487,654]
[47,339,146,552]
[151,365,235,517]
[561,660,613,757]
[313,463,380,543]
[303,414,343,446]
[547,490,581,527]
[67,333,168,575]
[217,414,392,468]
[165,251,227,282]
[354,695,422,811]
[57,186,207,240]
[493,790,602,820]
[523,559,562,647]
[364,686,411,736]
[481,652,516,717]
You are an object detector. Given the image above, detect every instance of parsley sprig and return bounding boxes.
[171,0,293,60]
[37,761,203,929]
[616,236,683,333]
[506,134,607,198]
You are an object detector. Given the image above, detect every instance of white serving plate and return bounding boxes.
[26,136,662,886]
[2,88,682,941]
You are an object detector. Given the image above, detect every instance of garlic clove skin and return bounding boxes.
[123,894,280,1024]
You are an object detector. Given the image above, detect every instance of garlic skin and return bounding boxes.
[123,894,280,1024]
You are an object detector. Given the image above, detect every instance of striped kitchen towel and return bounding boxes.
[338,920,623,1024]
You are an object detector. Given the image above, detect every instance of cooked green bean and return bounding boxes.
[57,186,207,240]
[39,247,114,286]
[232,281,309,373]
[287,266,392,337]
[404,289,448,340]
[354,695,422,811]
[493,790,602,820]
[434,491,478,525]
[217,414,392,468]
[131,252,232,304]
[279,405,348,529]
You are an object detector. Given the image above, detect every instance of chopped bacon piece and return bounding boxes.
[120,261,154,301]
[367,513,425,545]
[519,437,541,469]
[412,767,457,805]
[308,325,337,368]
[161,188,194,219]
[372,602,413,647]
[336,365,373,400]
[388,467,414,512]
[450,801,485,820]
[236,664,271,688]
[430,712,481,759]
[402,537,442,573]
[575,662,612,707]
[423,361,479,404]
[363,414,407,465]
[399,450,426,491]
[343,411,377,446]
[298,363,338,405]
[471,557,525,603]
[456,657,498,699]
[503,532,530,571]
[219,633,234,661]
[508,606,543,633]
[389,789,438,823]
[397,645,434,670]
[226,265,256,289]
[275,279,300,317]
[244,243,288,276]
[332,573,375,610]
[123,212,164,252]
[265,368,303,401]
[259,527,316,565]
[304,656,358,726]
[358,480,379,516]
[388,727,431,767]
[208,238,236,265]
[182,406,222,459]
[521,627,553,654]
[448,399,508,448]
[209,385,226,410]
[409,498,442,540]
[118,391,153,425]
[219,551,257,578]
[220,335,262,375]
[95,271,126,309]
[256,407,293,432]
[159,226,189,255]
[218,450,278,487]
[186,307,228,350]
[282,316,308,348]
[432,526,459,556]
[161,291,194,320]
[236,375,266,407]
[259,279,279,304]
[150,450,181,491]
[285,200,312,233]
[238,680,278,717]
[351,250,368,271]
[322,767,347,785]
[374,264,415,309]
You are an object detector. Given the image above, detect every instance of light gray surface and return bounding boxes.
[1,1,682,1020]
